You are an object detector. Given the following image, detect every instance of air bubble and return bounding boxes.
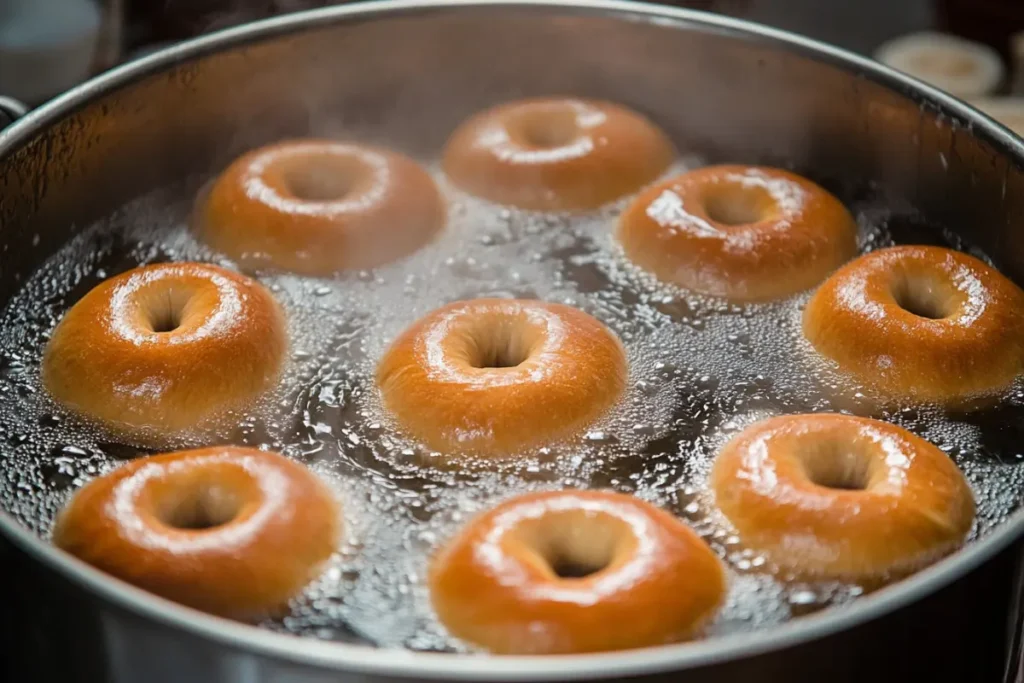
[789,590,818,606]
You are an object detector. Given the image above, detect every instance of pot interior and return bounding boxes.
[2,0,1024,659]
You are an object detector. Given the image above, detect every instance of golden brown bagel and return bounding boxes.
[197,140,445,275]
[53,446,340,619]
[443,98,674,211]
[711,413,975,579]
[42,263,286,438]
[803,245,1024,405]
[375,298,627,455]
[429,489,725,654]
[617,166,857,301]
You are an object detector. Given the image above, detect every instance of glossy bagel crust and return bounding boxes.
[803,245,1024,404]
[53,446,341,619]
[429,489,726,654]
[375,298,627,455]
[618,165,857,301]
[712,413,975,579]
[198,140,445,275]
[443,98,674,211]
[42,262,286,438]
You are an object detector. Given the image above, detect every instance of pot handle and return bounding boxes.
[0,96,29,130]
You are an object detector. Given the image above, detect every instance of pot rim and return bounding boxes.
[3,0,1024,678]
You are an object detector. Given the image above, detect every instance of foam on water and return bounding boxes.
[1,161,1023,651]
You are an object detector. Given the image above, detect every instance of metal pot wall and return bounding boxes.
[3,2,1024,681]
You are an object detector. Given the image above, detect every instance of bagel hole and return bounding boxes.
[474,344,528,369]
[549,556,607,579]
[149,305,183,333]
[147,291,188,333]
[533,512,621,580]
[283,156,362,201]
[891,273,955,320]
[516,106,580,148]
[160,485,241,531]
[469,324,533,369]
[802,445,872,491]
[704,186,771,226]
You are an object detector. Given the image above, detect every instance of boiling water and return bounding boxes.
[2,162,1024,651]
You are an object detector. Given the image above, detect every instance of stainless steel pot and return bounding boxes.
[4,2,1024,681]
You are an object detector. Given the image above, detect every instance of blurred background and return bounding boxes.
[2,0,1024,109]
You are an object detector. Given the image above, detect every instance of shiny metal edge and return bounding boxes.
[2,0,1024,679]
[0,96,29,130]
